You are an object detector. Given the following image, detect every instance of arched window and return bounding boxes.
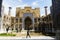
[4,16,5,18]
[26,10,30,13]
[16,18,18,23]
[34,18,37,23]
[20,18,22,23]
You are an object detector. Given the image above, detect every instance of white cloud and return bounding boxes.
[16,4,30,9]
[18,0,22,2]
[32,1,39,6]
[40,8,45,16]
[2,1,11,15]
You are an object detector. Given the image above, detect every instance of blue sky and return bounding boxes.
[2,0,52,17]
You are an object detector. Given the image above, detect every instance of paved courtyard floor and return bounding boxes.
[15,32,44,37]
[0,30,55,40]
[0,36,55,40]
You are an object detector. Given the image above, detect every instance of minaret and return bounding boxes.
[0,0,5,33]
[8,7,12,30]
[8,7,12,15]
[44,6,48,16]
[44,6,48,33]
[0,0,2,17]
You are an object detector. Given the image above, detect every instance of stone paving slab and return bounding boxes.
[0,36,55,40]
[14,32,45,37]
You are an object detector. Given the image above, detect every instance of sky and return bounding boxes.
[2,0,52,17]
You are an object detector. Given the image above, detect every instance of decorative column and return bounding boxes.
[50,15,53,32]
[32,17,34,31]
[18,18,19,31]
[22,17,24,30]
[37,18,38,31]
[14,19,16,31]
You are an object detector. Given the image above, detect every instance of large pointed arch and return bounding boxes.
[24,16,32,30]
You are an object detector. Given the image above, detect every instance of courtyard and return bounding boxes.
[0,36,55,40]
[0,31,55,40]
[0,30,55,39]
[0,0,60,40]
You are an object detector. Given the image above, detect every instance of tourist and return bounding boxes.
[6,27,9,33]
[16,28,18,33]
[12,28,13,31]
[26,26,31,38]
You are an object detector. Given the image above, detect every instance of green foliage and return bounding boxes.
[0,33,16,36]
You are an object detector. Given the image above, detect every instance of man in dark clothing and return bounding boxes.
[6,27,9,33]
[26,29,31,38]
[26,25,31,38]
[16,28,18,33]
[6,28,9,33]
[12,28,13,31]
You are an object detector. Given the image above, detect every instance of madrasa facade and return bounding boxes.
[11,6,40,31]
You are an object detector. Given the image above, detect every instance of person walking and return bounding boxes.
[6,27,9,33]
[16,28,18,33]
[26,25,31,38]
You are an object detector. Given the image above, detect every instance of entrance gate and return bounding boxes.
[24,17,32,30]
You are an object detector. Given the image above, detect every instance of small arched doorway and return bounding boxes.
[24,17,32,30]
